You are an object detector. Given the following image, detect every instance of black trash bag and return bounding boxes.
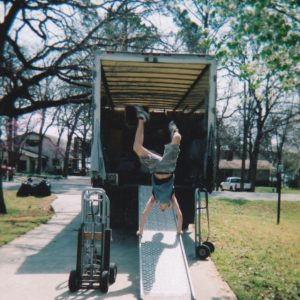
[34,178,51,197]
[17,178,36,197]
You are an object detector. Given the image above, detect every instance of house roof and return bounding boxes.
[219,159,273,170]
[14,131,67,156]
[21,149,46,159]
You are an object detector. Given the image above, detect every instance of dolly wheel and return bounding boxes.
[196,244,210,260]
[203,241,215,253]
[100,271,109,293]
[68,270,80,292]
[109,263,118,284]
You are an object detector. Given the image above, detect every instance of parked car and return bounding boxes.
[220,177,251,191]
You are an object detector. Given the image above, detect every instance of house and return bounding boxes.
[2,132,66,174]
[218,159,273,186]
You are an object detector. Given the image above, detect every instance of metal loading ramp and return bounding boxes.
[138,186,195,300]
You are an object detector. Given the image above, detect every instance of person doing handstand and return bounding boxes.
[132,105,183,236]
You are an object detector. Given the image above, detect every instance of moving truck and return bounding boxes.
[90,51,217,228]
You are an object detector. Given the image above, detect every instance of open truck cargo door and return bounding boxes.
[91,55,106,183]
[91,51,217,227]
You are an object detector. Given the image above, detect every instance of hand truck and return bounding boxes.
[68,188,117,293]
[194,187,215,260]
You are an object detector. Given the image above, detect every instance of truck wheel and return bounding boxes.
[196,244,210,260]
[100,271,109,293]
[230,186,233,191]
[109,263,117,284]
[203,241,215,253]
[68,270,80,292]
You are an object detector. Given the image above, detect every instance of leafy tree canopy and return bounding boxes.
[217,0,299,89]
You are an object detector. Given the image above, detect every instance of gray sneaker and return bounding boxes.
[168,121,179,138]
[133,105,150,122]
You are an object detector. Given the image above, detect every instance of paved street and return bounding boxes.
[4,176,299,201]
[1,177,236,300]
[210,190,299,201]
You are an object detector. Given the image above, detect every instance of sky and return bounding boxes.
[0,0,234,140]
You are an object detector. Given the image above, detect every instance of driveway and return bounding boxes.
[1,177,237,299]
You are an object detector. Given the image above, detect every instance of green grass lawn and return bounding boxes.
[206,198,300,300]
[1,189,299,299]
[0,190,56,246]
[255,186,300,194]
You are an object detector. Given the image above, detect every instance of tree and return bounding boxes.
[167,0,228,53]
[100,0,161,51]
[55,103,86,177]
[73,103,93,174]
[215,77,241,187]
[283,116,300,186]
[218,0,299,80]
[0,1,165,117]
[164,0,299,190]
[1,1,100,116]
[35,108,59,174]
[0,117,7,214]
[269,96,299,181]
[0,0,167,212]
[217,0,299,189]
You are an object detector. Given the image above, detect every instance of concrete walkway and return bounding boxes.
[0,180,236,300]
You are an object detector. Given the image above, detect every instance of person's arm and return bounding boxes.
[137,195,156,236]
[171,194,183,235]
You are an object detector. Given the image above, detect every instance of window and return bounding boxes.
[231,178,240,183]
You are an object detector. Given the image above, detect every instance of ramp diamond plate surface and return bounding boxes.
[139,186,194,300]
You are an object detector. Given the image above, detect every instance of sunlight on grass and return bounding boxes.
[0,190,56,246]
[255,186,300,194]
[209,198,300,300]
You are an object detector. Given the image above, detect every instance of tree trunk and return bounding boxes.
[0,169,7,214]
[6,117,18,167]
[0,130,7,214]
[81,139,87,175]
[36,109,46,174]
[240,83,249,191]
[63,138,72,178]
[241,136,247,191]
[241,116,247,191]
[36,135,44,174]
[62,110,81,177]
[215,123,221,190]
[249,135,261,191]
[249,155,258,192]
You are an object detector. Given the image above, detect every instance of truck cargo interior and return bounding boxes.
[91,52,216,228]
